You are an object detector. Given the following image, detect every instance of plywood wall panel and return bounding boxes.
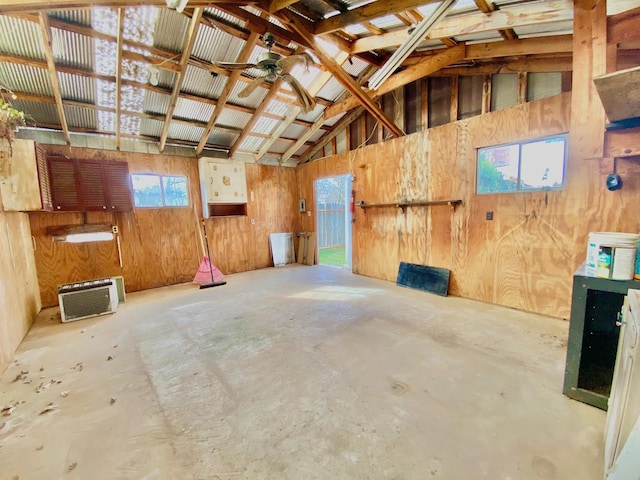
[31,147,299,307]
[0,212,41,372]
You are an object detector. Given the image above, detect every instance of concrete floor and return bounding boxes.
[1,265,605,480]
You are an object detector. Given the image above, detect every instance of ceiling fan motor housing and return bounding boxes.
[257,51,283,74]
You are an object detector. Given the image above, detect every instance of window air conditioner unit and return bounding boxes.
[58,278,118,323]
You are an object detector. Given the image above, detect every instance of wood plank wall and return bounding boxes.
[0,212,41,372]
[30,147,300,307]
[297,92,640,319]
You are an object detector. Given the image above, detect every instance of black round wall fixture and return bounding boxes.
[606,173,623,191]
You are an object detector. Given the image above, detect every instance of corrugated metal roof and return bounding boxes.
[155,69,177,89]
[168,122,205,142]
[316,77,345,102]
[48,10,92,27]
[51,28,94,69]
[450,0,479,14]
[142,90,171,115]
[238,135,264,151]
[229,79,268,108]
[153,9,187,53]
[282,123,307,139]
[207,129,238,148]
[193,26,244,63]
[0,63,53,96]
[217,108,252,129]
[204,7,247,29]
[63,105,97,129]
[417,2,444,18]
[269,139,291,154]
[174,98,214,122]
[455,31,504,43]
[308,129,325,143]
[323,111,345,127]
[370,14,405,31]
[181,64,227,99]
[515,21,573,37]
[0,16,45,60]
[266,100,290,117]
[139,117,164,138]
[252,116,279,135]
[247,45,269,65]
[11,99,60,126]
[341,56,368,77]
[301,0,337,17]
[58,72,95,103]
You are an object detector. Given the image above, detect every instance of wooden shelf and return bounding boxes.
[206,203,247,217]
[357,199,462,212]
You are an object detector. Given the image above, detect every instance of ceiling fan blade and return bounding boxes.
[281,74,316,114]
[213,61,257,70]
[277,52,314,73]
[239,74,269,98]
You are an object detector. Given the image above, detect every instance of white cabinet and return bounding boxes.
[605,289,640,480]
[198,158,248,218]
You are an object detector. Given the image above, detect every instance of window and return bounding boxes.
[476,135,567,194]
[131,174,189,207]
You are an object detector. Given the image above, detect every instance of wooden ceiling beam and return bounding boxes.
[38,13,70,145]
[432,56,573,75]
[315,0,440,35]
[267,0,299,13]
[229,76,287,159]
[324,43,465,119]
[196,31,261,155]
[473,0,518,41]
[115,9,124,151]
[0,1,254,14]
[158,8,202,152]
[281,10,402,137]
[351,0,573,54]
[608,6,640,44]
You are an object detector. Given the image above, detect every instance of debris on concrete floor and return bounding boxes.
[39,403,58,415]
[68,462,78,472]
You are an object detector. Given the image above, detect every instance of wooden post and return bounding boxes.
[481,74,492,114]
[517,72,528,104]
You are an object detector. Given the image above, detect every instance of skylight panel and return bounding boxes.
[92,6,159,137]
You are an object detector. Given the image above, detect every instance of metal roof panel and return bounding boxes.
[58,72,95,103]
[142,90,171,115]
[48,10,92,27]
[174,98,215,123]
[0,63,53,96]
[252,116,279,135]
[193,26,244,63]
[207,129,238,148]
[139,117,164,138]
[63,105,97,129]
[204,7,247,29]
[217,108,253,129]
[238,135,264,152]
[168,123,205,143]
[153,8,187,53]
[316,77,345,102]
[181,64,227,99]
[11,99,60,126]
[51,28,94,69]
[229,80,268,108]
[296,104,324,122]
[282,123,307,139]
[0,16,45,60]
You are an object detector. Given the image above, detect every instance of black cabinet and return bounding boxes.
[563,264,640,410]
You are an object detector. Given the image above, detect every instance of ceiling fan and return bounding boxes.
[213,33,317,113]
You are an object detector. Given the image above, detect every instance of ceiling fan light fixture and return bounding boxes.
[148,65,159,86]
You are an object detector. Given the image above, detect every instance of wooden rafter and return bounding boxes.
[228,76,287,158]
[315,0,440,35]
[38,13,70,145]
[299,107,364,163]
[280,10,402,137]
[350,0,573,54]
[159,8,202,152]
[256,48,350,161]
[324,43,466,120]
[474,0,518,41]
[115,9,124,150]
[195,31,260,155]
[267,0,299,13]
[0,0,254,14]
[279,63,375,163]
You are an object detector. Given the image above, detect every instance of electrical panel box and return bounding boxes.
[198,158,248,218]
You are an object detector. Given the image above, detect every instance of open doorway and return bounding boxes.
[314,175,352,270]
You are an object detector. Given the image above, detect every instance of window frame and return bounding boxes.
[475,133,568,195]
[131,173,190,208]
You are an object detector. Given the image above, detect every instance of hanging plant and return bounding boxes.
[0,89,33,156]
